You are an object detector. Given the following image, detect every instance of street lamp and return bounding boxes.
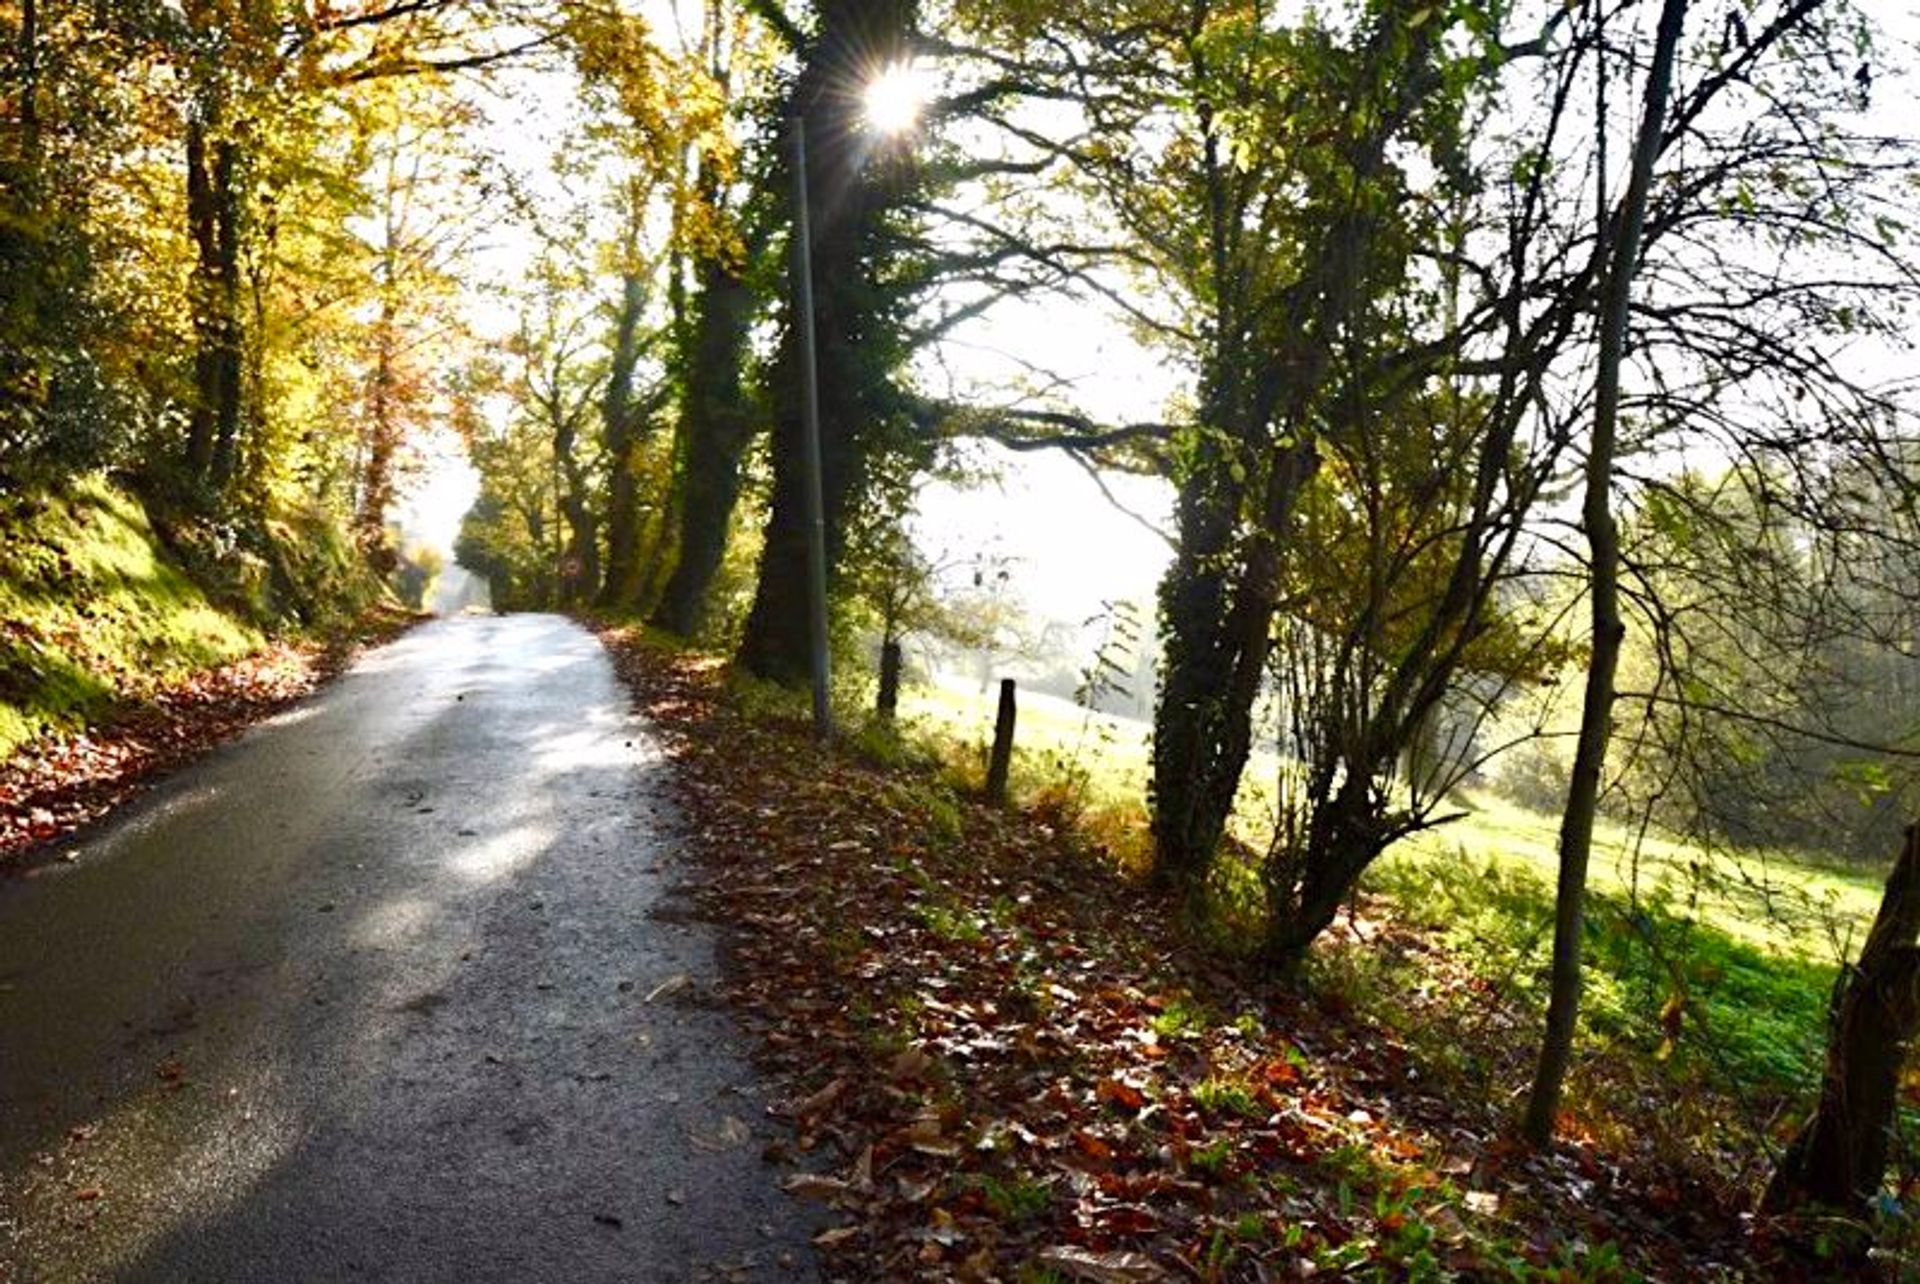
[786,116,833,741]
[787,62,925,742]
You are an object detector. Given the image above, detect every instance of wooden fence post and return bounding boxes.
[877,640,902,722]
[985,678,1016,805]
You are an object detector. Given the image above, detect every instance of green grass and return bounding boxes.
[899,676,1879,955]
[0,477,265,758]
[1366,846,1836,1097]
[900,678,1154,800]
[1389,791,1880,961]
[893,673,1880,1102]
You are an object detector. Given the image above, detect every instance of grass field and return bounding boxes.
[897,674,1879,1100]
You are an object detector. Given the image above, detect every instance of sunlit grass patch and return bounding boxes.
[1363,845,1835,1102]
[0,477,264,759]
[891,667,1870,1116]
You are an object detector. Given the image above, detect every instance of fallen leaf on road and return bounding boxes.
[689,1115,752,1152]
[644,973,691,1003]
[781,1173,855,1203]
[1036,1247,1168,1282]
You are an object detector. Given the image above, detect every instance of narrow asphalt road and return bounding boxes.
[0,614,818,1283]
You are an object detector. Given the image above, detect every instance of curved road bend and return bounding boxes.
[0,614,817,1283]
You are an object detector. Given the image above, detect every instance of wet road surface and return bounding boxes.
[0,614,817,1282]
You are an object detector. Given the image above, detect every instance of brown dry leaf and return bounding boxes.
[790,1077,847,1121]
[689,1114,752,1153]
[902,1114,962,1158]
[644,973,691,1003]
[1072,1130,1113,1163]
[1035,1246,1168,1282]
[813,1225,860,1248]
[781,1173,855,1203]
[956,1247,998,1281]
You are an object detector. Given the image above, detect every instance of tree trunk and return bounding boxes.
[877,640,902,721]
[1764,824,1920,1215]
[986,678,1017,805]
[651,259,756,634]
[17,0,38,171]
[1263,780,1379,964]
[357,294,400,562]
[554,413,598,604]
[1151,434,1316,895]
[1523,0,1688,1148]
[1147,6,1434,905]
[185,115,216,476]
[207,136,243,483]
[634,477,681,615]
[733,0,917,682]
[598,271,648,607]
[1,0,43,445]
[183,59,244,492]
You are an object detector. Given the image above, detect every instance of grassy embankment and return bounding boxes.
[896,679,1875,1115]
[0,475,389,762]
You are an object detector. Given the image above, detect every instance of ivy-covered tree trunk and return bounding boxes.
[1764,823,1920,1216]
[1151,421,1316,893]
[185,114,243,485]
[734,0,918,683]
[1148,4,1436,904]
[599,272,648,607]
[651,259,755,633]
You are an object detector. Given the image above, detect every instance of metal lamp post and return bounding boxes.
[787,116,833,741]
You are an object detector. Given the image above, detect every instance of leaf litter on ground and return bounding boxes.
[594,624,1840,1283]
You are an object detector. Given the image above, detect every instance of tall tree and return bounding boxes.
[1522,0,1688,1146]
[650,250,758,631]
[565,0,748,616]
[352,88,492,561]
[733,0,923,683]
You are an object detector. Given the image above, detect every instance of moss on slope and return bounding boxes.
[0,477,266,758]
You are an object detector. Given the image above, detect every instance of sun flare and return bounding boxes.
[863,62,925,136]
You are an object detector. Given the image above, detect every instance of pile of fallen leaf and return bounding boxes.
[0,607,421,866]
[598,627,1850,1283]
